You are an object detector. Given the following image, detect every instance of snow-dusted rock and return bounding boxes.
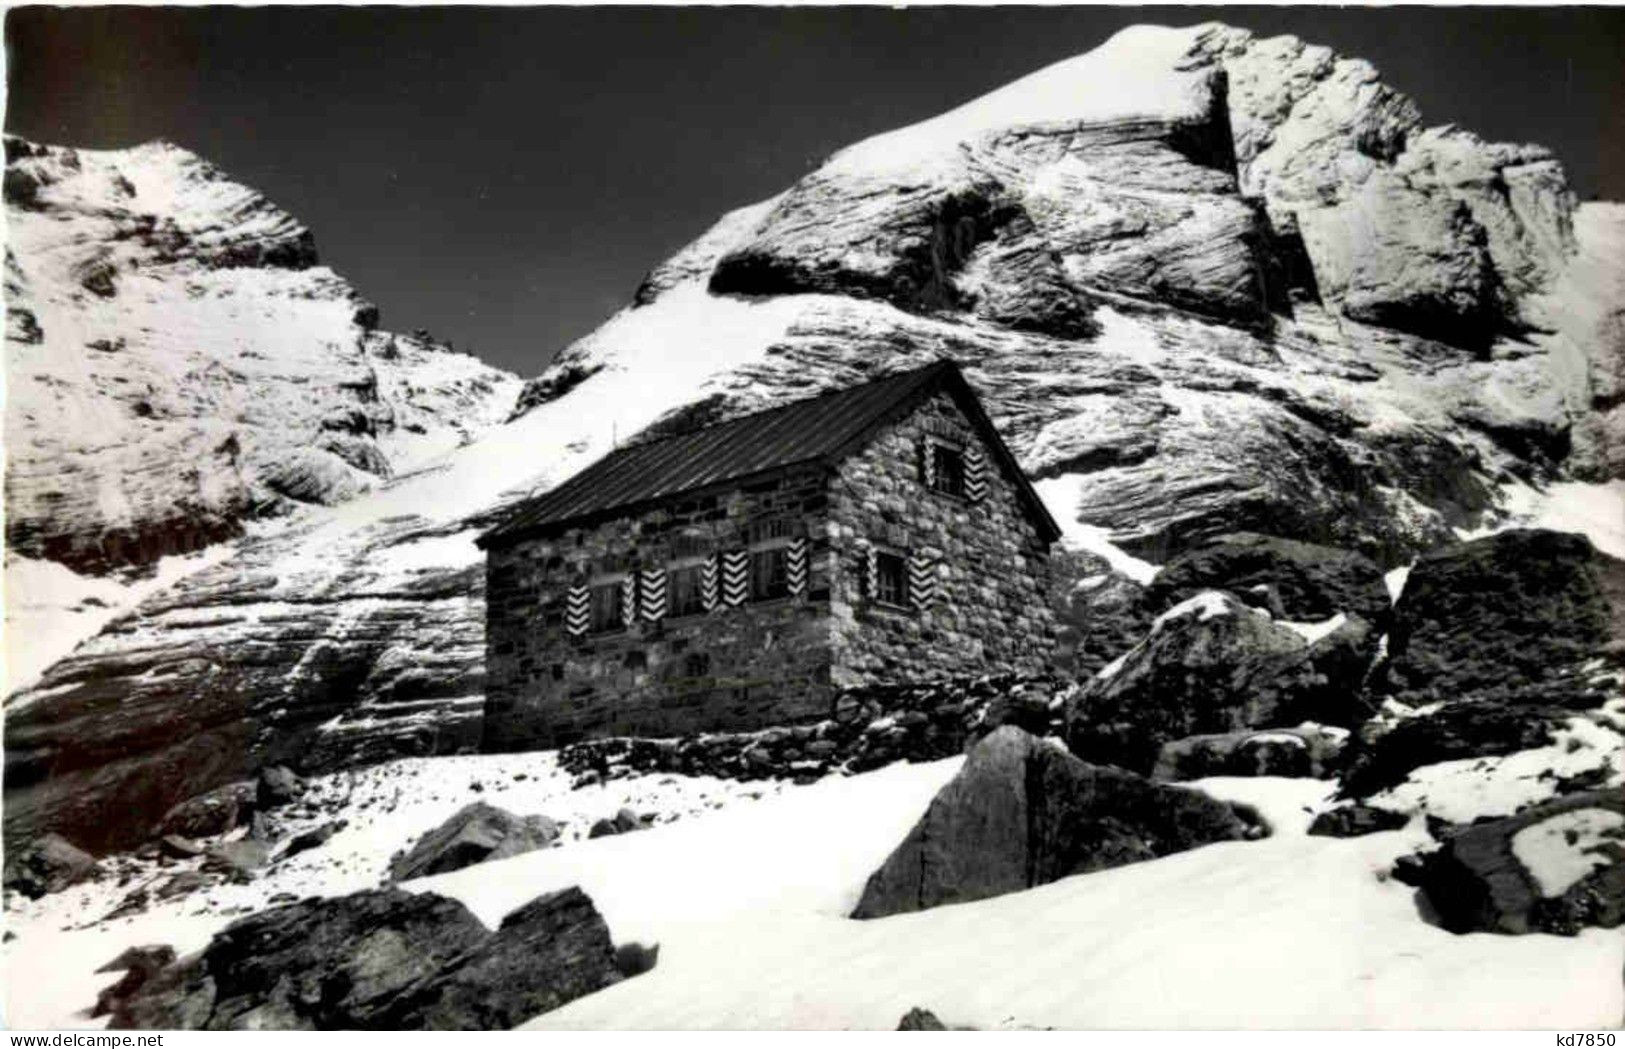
[1146,531,1391,628]
[157,782,256,840]
[1151,724,1348,781]
[1065,591,1374,774]
[387,802,560,882]
[4,135,522,574]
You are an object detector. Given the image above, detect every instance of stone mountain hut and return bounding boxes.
[476,360,1060,750]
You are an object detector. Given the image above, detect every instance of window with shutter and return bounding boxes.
[588,580,624,633]
[873,550,908,607]
[668,563,707,617]
[750,546,790,601]
[929,444,966,497]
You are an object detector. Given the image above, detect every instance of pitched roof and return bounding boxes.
[477,360,1061,546]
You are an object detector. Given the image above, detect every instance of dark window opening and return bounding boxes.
[550,663,565,681]
[589,581,624,633]
[930,444,965,497]
[874,550,908,607]
[668,564,707,617]
[683,652,711,678]
[750,546,790,601]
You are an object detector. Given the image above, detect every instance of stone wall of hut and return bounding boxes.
[483,463,837,750]
[483,391,1056,750]
[826,391,1056,686]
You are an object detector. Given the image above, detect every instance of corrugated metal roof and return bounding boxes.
[479,360,1060,545]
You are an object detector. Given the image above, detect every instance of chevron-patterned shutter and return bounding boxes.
[619,575,638,628]
[919,440,937,490]
[640,567,667,622]
[964,444,987,503]
[861,545,877,599]
[908,553,938,608]
[786,538,808,595]
[565,584,590,637]
[700,554,720,612]
[721,550,749,607]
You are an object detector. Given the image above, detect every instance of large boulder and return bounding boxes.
[1408,790,1625,936]
[1381,530,1625,706]
[850,727,1254,919]
[1065,592,1376,774]
[158,782,257,840]
[111,886,627,1030]
[111,889,489,1029]
[1146,532,1392,629]
[388,802,561,882]
[373,887,624,1029]
[3,832,99,899]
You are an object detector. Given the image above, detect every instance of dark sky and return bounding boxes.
[7,6,1624,376]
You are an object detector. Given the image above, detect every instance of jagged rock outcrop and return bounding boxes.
[851,727,1255,919]
[387,802,560,881]
[376,888,625,1030]
[8,23,1623,854]
[1065,591,1375,774]
[109,886,623,1030]
[4,135,523,575]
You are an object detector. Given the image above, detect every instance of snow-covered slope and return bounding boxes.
[5,757,1617,1029]
[3,136,522,567]
[7,23,1624,853]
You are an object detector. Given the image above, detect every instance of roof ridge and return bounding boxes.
[616,358,958,451]
[475,356,1072,547]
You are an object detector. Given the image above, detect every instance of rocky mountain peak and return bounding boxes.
[4,134,523,576]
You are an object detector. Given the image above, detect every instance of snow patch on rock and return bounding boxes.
[1510,808,1625,898]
